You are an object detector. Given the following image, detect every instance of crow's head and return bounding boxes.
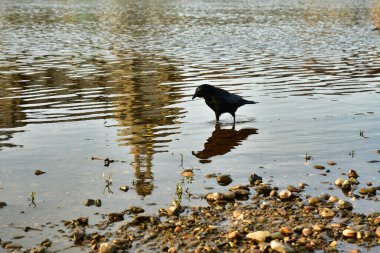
[192,84,214,99]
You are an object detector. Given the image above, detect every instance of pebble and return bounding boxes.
[227,231,241,240]
[341,180,351,190]
[319,208,335,218]
[342,229,356,237]
[181,169,193,178]
[313,165,325,170]
[34,169,46,175]
[246,231,271,242]
[84,199,95,207]
[217,175,233,186]
[307,196,320,206]
[270,240,295,253]
[119,186,129,192]
[376,227,380,238]
[287,185,302,192]
[327,161,337,166]
[98,242,117,253]
[337,200,353,210]
[279,227,293,235]
[126,206,145,214]
[334,178,344,187]
[108,213,124,222]
[348,169,359,179]
[30,246,49,253]
[278,189,292,200]
[249,174,263,185]
[95,199,102,207]
[327,195,339,203]
[302,227,312,237]
[5,242,22,249]
[0,202,6,208]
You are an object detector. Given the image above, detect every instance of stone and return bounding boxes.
[313,165,325,170]
[35,169,46,175]
[319,208,335,218]
[348,169,359,179]
[217,175,233,186]
[98,242,117,253]
[307,196,320,206]
[0,202,6,208]
[119,186,129,192]
[337,200,353,210]
[249,174,263,185]
[83,199,95,206]
[278,189,292,200]
[270,240,295,253]
[246,231,271,242]
[227,231,241,240]
[334,178,344,187]
[342,229,356,237]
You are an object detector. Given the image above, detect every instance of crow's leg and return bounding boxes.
[215,112,220,122]
[231,112,236,124]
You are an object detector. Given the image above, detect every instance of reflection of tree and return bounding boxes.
[192,124,257,163]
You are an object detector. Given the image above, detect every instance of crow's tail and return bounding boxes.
[244,100,258,104]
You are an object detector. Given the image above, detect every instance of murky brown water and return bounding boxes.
[1,0,380,251]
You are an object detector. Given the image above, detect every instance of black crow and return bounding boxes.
[192,84,258,123]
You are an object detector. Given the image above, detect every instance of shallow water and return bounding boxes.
[0,0,380,251]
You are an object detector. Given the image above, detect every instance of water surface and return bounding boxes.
[0,0,380,251]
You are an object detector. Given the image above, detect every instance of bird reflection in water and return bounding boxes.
[192,123,258,163]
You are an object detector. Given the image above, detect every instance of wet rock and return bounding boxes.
[270,240,295,253]
[249,174,263,185]
[287,185,302,193]
[337,200,353,210]
[130,215,159,225]
[108,212,124,222]
[307,196,320,206]
[348,169,359,179]
[224,191,236,201]
[349,177,359,185]
[341,180,351,190]
[84,199,95,207]
[40,239,52,247]
[319,208,335,219]
[376,227,380,238]
[327,161,337,166]
[34,169,46,175]
[302,227,312,237]
[95,199,102,207]
[206,192,227,202]
[334,178,344,187]
[246,231,271,242]
[328,195,339,203]
[313,165,325,170]
[217,174,233,186]
[342,229,356,237]
[126,206,145,214]
[166,201,181,216]
[227,231,241,240]
[278,189,292,200]
[0,202,6,208]
[256,184,273,196]
[358,187,369,195]
[98,242,117,253]
[181,169,193,178]
[119,186,129,192]
[30,246,50,253]
[205,173,217,178]
[279,227,293,235]
[231,189,250,200]
[4,242,22,249]
[73,227,85,244]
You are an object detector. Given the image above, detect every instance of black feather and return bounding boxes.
[192,84,258,123]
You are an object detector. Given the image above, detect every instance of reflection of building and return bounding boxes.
[111,54,185,197]
[0,47,185,197]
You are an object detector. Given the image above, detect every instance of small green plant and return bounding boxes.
[103,172,113,194]
[28,192,36,207]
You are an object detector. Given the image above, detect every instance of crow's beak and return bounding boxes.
[192,93,197,100]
